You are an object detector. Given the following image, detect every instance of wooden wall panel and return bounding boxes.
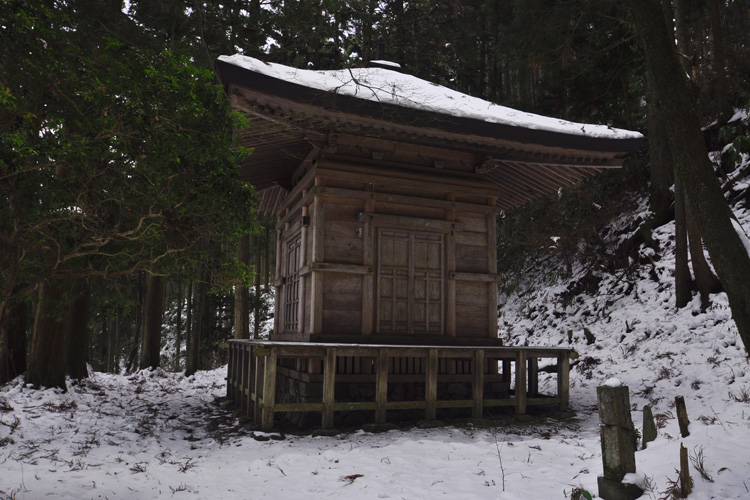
[455,280,489,336]
[455,214,487,233]
[324,220,363,264]
[376,201,446,221]
[456,244,489,273]
[323,272,363,334]
[456,304,489,336]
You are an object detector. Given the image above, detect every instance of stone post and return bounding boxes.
[597,383,643,500]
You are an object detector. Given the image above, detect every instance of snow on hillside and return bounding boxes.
[2,157,750,500]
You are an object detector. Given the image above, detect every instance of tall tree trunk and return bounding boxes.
[174,282,183,371]
[674,176,692,308]
[0,299,27,384]
[66,280,91,380]
[672,0,692,75]
[26,280,67,389]
[647,76,675,226]
[631,0,750,354]
[186,279,207,376]
[140,274,164,370]
[185,281,193,364]
[709,0,730,121]
[234,235,250,339]
[686,213,722,310]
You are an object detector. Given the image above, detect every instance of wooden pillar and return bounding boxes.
[426,349,438,420]
[322,347,336,429]
[362,198,375,335]
[298,203,309,334]
[446,206,456,337]
[486,212,498,339]
[528,356,539,396]
[227,342,235,400]
[261,347,277,431]
[247,344,256,417]
[311,190,325,334]
[375,349,388,424]
[515,350,527,414]
[274,228,283,336]
[557,353,570,411]
[254,354,263,424]
[236,345,244,409]
[472,350,485,418]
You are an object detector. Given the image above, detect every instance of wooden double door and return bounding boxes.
[376,228,445,335]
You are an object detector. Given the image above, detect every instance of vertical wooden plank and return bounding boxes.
[237,345,245,412]
[486,213,498,339]
[557,353,570,411]
[254,354,263,424]
[515,350,527,415]
[375,349,389,424]
[247,345,256,419]
[298,203,309,334]
[473,350,485,418]
[322,347,336,429]
[362,198,375,335]
[261,347,277,432]
[426,349,438,420]
[446,206,456,337]
[227,342,235,400]
[274,228,283,336]
[311,193,325,334]
[528,357,539,396]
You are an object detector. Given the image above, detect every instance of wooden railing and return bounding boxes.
[227,340,575,431]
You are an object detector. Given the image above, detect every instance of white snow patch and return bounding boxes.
[218,54,643,140]
[602,377,624,387]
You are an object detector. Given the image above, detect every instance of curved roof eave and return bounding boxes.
[215,59,643,156]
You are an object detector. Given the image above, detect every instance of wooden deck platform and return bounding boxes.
[227,340,575,431]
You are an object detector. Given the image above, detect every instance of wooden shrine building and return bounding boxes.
[218,55,643,430]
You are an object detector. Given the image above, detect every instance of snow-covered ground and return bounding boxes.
[3,168,750,499]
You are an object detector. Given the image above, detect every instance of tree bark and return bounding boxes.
[174,282,183,371]
[26,280,67,389]
[186,279,207,376]
[674,176,692,308]
[0,299,27,384]
[687,212,723,310]
[140,274,164,370]
[647,76,674,226]
[631,0,750,353]
[234,234,250,339]
[709,0,730,121]
[66,280,91,380]
[672,0,692,75]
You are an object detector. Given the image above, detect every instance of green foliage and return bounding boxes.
[0,1,256,308]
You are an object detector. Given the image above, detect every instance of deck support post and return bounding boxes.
[375,349,388,424]
[322,347,337,429]
[426,349,438,420]
[528,356,539,397]
[261,347,277,431]
[515,350,527,415]
[557,353,570,411]
[247,344,256,417]
[227,343,235,400]
[472,350,485,418]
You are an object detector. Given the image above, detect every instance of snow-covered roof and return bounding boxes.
[217,54,642,141]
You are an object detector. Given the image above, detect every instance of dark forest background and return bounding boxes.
[2,0,750,388]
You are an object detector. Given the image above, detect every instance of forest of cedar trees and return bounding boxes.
[2,0,750,389]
